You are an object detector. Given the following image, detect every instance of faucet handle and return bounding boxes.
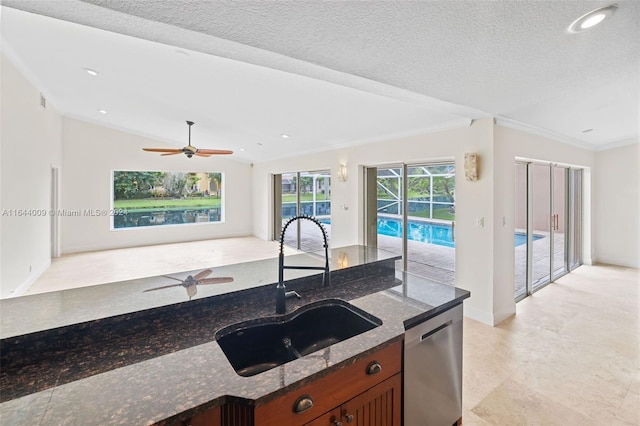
[285,290,302,299]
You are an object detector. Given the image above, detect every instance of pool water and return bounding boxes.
[515,232,543,247]
[320,218,541,249]
[378,218,455,247]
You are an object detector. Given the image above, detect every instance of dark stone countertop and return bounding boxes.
[0,245,469,425]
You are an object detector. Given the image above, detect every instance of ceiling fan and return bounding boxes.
[143,121,233,158]
[144,268,234,299]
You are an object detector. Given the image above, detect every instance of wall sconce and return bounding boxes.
[464,153,479,181]
[337,163,348,182]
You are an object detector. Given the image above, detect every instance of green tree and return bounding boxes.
[113,171,164,199]
[163,172,188,197]
[377,177,399,198]
[408,176,430,197]
[299,176,313,193]
[186,173,201,192]
[432,175,455,202]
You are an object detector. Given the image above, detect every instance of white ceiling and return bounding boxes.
[2,1,639,163]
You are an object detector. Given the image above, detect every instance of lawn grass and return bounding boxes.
[409,208,455,221]
[113,197,221,210]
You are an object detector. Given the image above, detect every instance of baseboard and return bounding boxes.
[492,308,516,326]
[8,259,51,298]
[592,256,639,269]
[462,305,493,326]
[463,304,515,326]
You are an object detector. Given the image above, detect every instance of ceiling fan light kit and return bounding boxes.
[143,121,233,158]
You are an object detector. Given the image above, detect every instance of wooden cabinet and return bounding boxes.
[305,374,401,426]
[184,405,221,426]
[254,340,402,426]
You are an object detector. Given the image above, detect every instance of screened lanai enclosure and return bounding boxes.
[375,165,456,221]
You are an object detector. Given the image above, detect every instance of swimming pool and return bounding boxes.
[378,217,455,247]
[320,217,541,248]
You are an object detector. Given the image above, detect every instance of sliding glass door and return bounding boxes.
[531,163,552,289]
[551,166,568,281]
[514,163,528,300]
[274,170,331,251]
[374,166,404,270]
[515,161,581,301]
[365,162,456,285]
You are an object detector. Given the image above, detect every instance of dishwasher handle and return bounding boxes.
[404,304,463,350]
[420,320,452,342]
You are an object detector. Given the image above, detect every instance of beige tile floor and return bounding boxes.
[25,236,296,295]
[463,264,640,425]
[22,239,640,425]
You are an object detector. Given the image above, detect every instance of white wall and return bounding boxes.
[60,118,253,253]
[253,120,606,326]
[1,54,63,298]
[593,143,640,268]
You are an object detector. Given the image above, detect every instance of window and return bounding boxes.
[112,171,224,229]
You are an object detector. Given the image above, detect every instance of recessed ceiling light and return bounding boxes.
[98,109,108,114]
[84,68,99,77]
[281,134,290,139]
[567,4,617,34]
[240,148,246,151]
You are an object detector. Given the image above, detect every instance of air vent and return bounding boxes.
[40,93,46,109]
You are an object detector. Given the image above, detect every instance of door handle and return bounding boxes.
[451,221,455,242]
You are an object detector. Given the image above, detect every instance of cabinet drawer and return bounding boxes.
[254,340,402,426]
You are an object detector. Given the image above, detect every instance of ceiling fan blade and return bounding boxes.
[161,275,185,282]
[194,152,212,157]
[143,283,183,292]
[197,277,235,285]
[143,148,183,153]
[193,269,213,280]
[196,149,233,155]
[161,152,183,156]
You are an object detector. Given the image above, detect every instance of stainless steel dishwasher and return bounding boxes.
[404,303,463,426]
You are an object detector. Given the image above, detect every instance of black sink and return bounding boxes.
[214,299,382,377]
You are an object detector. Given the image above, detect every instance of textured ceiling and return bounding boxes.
[2,0,639,162]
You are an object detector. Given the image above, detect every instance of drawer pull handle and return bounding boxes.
[345,413,354,423]
[332,421,343,426]
[293,395,314,414]
[366,361,382,375]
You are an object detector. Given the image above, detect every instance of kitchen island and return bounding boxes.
[0,245,469,425]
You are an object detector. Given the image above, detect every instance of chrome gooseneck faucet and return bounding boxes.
[277,215,331,314]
